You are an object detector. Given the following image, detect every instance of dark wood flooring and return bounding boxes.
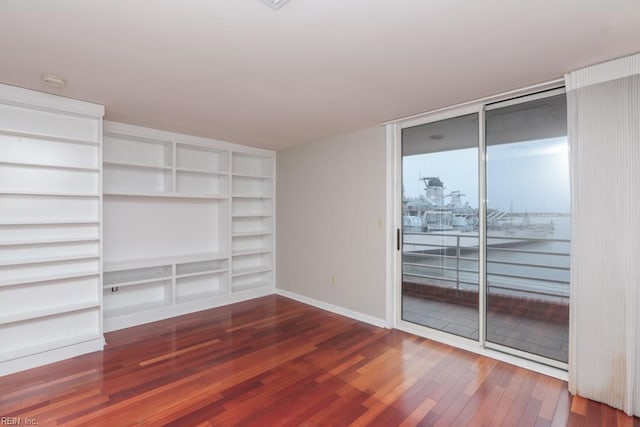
[0,295,638,426]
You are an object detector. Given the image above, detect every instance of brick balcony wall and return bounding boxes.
[402,281,569,324]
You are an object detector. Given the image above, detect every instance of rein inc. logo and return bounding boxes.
[1,417,37,425]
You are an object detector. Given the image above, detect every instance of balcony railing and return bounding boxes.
[402,232,570,300]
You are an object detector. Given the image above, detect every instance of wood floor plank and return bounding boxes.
[551,384,572,427]
[501,369,540,426]
[539,377,564,421]
[0,295,638,426]
[570,394,589,416]
[138,338,221,366]
[398,397,437,427]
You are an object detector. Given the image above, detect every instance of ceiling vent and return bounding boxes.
[259,0,291,9]
[42,74,66,88]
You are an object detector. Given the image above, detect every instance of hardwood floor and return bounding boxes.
[0,295,638,426]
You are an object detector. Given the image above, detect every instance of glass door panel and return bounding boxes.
[485,93,570,363]
[401,114,479,340]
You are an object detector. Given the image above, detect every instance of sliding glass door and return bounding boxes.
[485,94,569,363]
[401,113,479,340]
[399,89,570,366]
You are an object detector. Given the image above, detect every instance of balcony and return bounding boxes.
[401,231,570,362]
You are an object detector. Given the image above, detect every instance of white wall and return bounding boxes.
[276,126,387,321]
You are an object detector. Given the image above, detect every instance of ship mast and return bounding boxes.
[420,177,445,207]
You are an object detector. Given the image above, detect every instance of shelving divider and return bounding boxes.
[171,263,177,307]
[171,136,177,193]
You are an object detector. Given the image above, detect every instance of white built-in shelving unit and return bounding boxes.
[102,122,275,331]
[0,85,275,374]
[0,84,105,375]
[231,153,275,292]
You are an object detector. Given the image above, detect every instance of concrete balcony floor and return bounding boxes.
[402,294,568,363]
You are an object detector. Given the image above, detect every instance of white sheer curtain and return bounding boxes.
[566,53,640,416]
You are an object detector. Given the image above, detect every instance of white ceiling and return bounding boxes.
[1,1,639,151]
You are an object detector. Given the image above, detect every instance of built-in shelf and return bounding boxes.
[231,172,274,179]
[103,252,230,326]
[232,266,272,277]
[232,249,271,257]
[104,300,169,319]
[0,191,99,198]
[0,237,99,247]
[104,131,231,197]
[175,268,229,280]
[176,167,227,176]
[232,232,273,237]
[0,254,99,267]
[231,194,272,199]
[232,152,274,178]
[0,129,99,146]
[0,271,99,288]
[0,302,100,325]
[103,160,172,171]
[0,161,99,172]
[0,219,99,226]
[104,252,228,272]
[103,276,168,290]
[103,191,228,199]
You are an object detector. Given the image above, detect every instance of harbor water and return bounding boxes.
[403,215,571,301]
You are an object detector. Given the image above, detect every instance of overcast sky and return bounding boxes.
[402,137,570,213]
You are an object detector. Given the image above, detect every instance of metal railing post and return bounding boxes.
[456,235,461,290]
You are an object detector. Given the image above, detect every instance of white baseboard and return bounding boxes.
[276,288,389,329]
[0,337,105,377]
[104,286,274,332]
